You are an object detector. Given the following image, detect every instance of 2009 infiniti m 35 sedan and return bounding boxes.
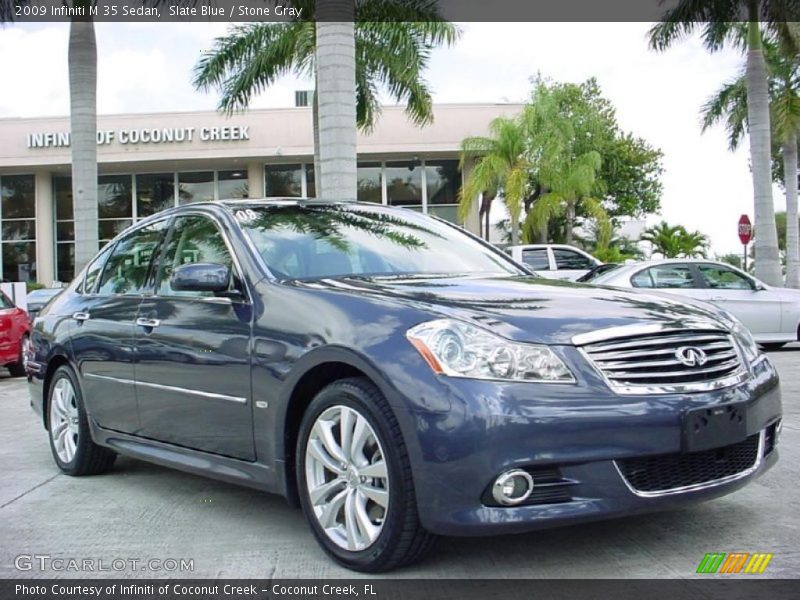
[28,200,782,571]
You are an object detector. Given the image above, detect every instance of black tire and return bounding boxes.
[7,335,28,377]
[296,377,436,572]
[761,343,786,352]
[46,365,116,476]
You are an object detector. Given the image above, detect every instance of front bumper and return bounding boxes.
[396,353,781,536]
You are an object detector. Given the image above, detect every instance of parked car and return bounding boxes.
[588,259,800,350]
[28,201,781,572]
[25,287,63,322]
[506,244,601,280]
[1,290,31,377]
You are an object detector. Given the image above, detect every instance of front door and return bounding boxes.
[134,214,254,460]
[693,263,783,335]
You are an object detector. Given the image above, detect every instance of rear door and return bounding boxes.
[134,213,254,460]
[68,221,167,433]
[629,263,710,302]
[693,262,782,335]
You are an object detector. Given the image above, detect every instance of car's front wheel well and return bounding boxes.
[283,362,368,506]
[42,355,71,430]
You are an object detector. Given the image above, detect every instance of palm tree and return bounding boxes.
[459,116,529,245]
[69,15,99,269]
[641,221,709,259]
[701,36,800,287]
[193,0,459,198]
[649,3,799,286]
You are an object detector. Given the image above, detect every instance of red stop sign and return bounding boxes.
[738,214,752,245]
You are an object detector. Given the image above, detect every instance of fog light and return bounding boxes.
[492,469,534,506]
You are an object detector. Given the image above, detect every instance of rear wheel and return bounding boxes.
[296,377,435,572]
[7,335,28,377]
[47,366,116,476]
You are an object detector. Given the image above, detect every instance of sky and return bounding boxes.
[0,21,780,255]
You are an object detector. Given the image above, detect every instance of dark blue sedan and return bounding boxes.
[27,200,781,572]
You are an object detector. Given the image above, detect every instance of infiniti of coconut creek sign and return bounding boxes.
[26,125,251,148]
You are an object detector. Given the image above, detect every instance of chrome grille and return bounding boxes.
[581,329,745,393]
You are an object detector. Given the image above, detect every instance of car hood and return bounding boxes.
[295,274,728,345]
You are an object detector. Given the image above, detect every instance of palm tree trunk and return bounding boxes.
[69,18,99,271]
[784,132,800,287]
[746,16,783,286]
[510,210,520,245]
[315,1,357,202]
[565,202,575,245]
[312,69,320,197]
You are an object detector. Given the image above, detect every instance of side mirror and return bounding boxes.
[170,263,231,293]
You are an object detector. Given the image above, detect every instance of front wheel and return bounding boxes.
[47,366,116,476]
[296,377,435,572]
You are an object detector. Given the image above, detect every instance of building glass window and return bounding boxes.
[265,164,303,197]
[0,174,37,282]
[305,164,315,198]
[178,171,215,204]
[357,162,382,203]
[136,173,175,217]
[54,176,74,283]
[385,160,423,211]
[98,174,133,244]
[218,170,249,199]
[425,160,461,223]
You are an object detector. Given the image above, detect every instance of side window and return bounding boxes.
[553,249,595,270]
[521,249,550,270]
[698,264,753,290]
[96,222,167,296]
[156,215,236,298]
[634,264,695,289]
[0,292,13,309]
[80,244,114,295]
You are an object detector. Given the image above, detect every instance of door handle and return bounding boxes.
[136,318,161,329]
[72,312,90,322]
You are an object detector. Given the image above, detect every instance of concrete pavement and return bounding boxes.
[0,348,798,579]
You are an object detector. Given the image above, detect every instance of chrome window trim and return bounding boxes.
[83,373,247,404]
[614,430,764,498]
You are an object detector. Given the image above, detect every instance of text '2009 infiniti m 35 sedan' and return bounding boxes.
[28,200,782,571]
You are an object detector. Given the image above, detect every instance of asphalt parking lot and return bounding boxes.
[0,349,798,580]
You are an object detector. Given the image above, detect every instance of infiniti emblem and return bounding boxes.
[675,346,708,367]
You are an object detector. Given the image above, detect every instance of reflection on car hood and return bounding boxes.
[294,274,728,345]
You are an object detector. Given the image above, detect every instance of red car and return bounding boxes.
[0,290,30,377]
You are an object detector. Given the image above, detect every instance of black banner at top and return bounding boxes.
[3,0,800,23]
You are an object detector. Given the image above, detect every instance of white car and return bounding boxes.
[588,259,800,349]
[507,244,601,281]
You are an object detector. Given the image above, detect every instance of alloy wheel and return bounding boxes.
[50,377,80,463]
[304,405,390,551]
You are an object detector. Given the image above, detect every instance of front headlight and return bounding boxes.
[406,319,575,383]
[731,319,760,364]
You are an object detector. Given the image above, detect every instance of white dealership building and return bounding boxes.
[0,103,521,286]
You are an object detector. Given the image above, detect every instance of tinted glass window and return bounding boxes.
[156,215,235,297]
[136,173,175,218]
[632,265,694,289]
[265,165,303,197]
[698,264,753,290]
[553,249,595,270]
[238,205,521,280]
[179,171,215,204]
[96,222,167,295]
[81,244,114,294]
[0,292,13,309]
[521,249,550,270]
[217,170,249,199]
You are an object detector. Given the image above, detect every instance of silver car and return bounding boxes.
[588,259,800,350]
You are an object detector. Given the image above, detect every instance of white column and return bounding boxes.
[34,170,55,285]
[247,161,263,198]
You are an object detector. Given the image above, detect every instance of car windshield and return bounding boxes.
[235,204,524,281]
